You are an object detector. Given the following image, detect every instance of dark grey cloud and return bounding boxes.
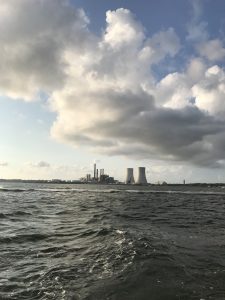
[80,104,225,167]
[1,1,225,169]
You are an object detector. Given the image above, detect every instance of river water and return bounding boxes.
[0,183,225,299]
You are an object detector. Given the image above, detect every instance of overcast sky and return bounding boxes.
[1,0,225,183]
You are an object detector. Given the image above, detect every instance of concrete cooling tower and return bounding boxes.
[136,167,148,184]
[125,168,135,184]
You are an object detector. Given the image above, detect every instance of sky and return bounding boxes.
[1,0,225,183]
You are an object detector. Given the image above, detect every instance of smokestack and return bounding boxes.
[125,168,135,184]
[136,167,148,184]
[94,163,96,179]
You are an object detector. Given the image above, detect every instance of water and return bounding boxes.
[0,183,225,300]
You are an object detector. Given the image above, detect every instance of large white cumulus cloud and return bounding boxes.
[1,0,225,167]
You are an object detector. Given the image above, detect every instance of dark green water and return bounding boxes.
[0,183,225,299]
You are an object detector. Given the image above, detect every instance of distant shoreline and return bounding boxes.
[0,179,225,186]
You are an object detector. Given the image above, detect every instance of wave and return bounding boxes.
[0,188,35,192]
[0,233,49,244]
[0,213,7,219]
[0,211,32,219]
[0,186,225,196]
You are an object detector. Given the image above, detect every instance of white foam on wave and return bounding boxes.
[125,189,225,196]
[36,188,87,192]
[1,186,225,196]
[116,229,125,235]
[35,188,121,193]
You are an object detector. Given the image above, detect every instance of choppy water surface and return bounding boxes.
[0,183,225,300]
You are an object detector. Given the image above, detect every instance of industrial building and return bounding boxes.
[81,164,148,185]
[81,163,116,184]
[125,168,135,184]
[136,167,148,184]
[125,167,148,185]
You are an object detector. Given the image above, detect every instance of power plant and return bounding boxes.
[81,163,116,184]
[81,163,148,185]
[125,167,148,185]
[136,167,148,184]
[125,168,135,184]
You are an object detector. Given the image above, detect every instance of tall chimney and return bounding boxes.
[125,168,135,184]
[94,163,96,179]
[136,167,148,184]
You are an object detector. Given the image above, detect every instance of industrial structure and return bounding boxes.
[81,164,148,185]
[125,168,135,184]
[136,167,148,184]
[81,163,116,184]
[93,163,97,180]
[125,167,148,185]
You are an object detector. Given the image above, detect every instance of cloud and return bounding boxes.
[0,0,91,100]
[197,39,225,62]
[1,1,225,168]
[186,0,208,42]
[0,162,8,167]
[104,8,145,50]
[192,65,225,116]
[27,161,51,168]
[187,1,225,62]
